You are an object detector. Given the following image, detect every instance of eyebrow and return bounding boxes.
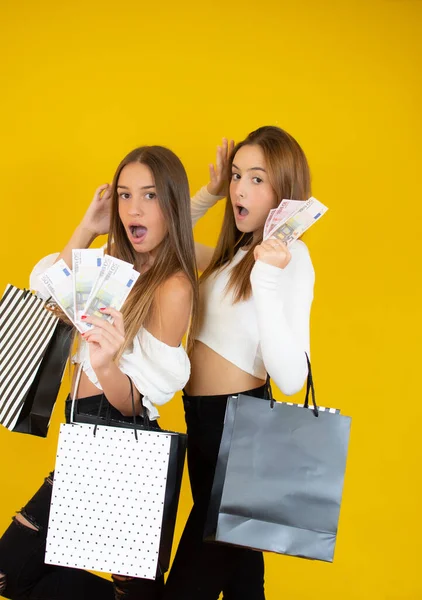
[117,184,156,190]
[232,163,266,173]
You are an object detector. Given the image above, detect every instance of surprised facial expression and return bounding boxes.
[117,162,168,257]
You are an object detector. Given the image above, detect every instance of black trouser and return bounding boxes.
[164,385,267,600]
[0,395,164,600]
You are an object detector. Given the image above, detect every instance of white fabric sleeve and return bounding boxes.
[29,253,60,299]
[121,328,191,419]
[81,327,191,420]
[191,186,225,226]
[250,241,315,396]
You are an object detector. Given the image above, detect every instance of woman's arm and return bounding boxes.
[251,240,315,395]
[195,241,215,273]
[82,274,193,416]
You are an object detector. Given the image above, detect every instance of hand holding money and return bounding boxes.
[79,184,113,237]
[254,238,292,270]
[81,307,125,370]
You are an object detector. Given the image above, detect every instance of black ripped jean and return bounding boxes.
[0,395,163,600]
[164,384,267,600]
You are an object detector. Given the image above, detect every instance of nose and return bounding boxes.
[235,181,246,200]
[127,197,144,217]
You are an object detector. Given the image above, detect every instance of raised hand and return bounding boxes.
[206,138,235,197]
[80,184,113,237]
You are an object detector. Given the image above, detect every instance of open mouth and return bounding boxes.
[129,225,148,240]
[236,205,249,217]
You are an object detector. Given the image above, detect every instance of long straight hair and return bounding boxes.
[109,146,198,357]
[200,126,311,302]
[49,145,198,357]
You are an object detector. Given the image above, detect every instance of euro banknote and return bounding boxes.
[80,256,140,332]
[39,259,80,330]
[264,199,304,240]
[39,254,139,334]
[268,197,328,246]
[72,249,104,324]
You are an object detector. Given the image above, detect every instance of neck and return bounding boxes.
[135,251,155,274]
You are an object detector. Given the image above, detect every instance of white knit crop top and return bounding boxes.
[192,187,315,395]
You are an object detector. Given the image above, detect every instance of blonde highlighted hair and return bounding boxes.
[109,145,198,357]
[201,126,311,302]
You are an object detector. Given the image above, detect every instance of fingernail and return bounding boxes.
[99,308,106,312]
[81,315,87,320]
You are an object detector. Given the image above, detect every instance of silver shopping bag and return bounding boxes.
[205,359,351,562]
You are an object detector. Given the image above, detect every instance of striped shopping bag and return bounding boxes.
[0,284,72,436]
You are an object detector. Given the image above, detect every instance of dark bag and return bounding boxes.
[205,357,351,562]
[0,284,72,436]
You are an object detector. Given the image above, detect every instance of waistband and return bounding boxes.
[64,394,159,427]
[183,382,268,403]
[65,394,106,412]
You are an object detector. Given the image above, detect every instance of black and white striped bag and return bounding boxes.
[0,284,71,436]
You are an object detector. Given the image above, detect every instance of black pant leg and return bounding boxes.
[0,473,114,600]
[164,395,265,600]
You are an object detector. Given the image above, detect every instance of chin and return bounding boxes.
[133,237,166,256]
[235,221,255,234]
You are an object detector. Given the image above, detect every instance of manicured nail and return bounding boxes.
[81,315,87,320]
[99,308,106,312]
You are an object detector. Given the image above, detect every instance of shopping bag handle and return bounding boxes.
[266,353,318,417]
[71,363,151,440]
[92,376,146,441]
[304,354,318,417]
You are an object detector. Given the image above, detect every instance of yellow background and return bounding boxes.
[1,1,421,598]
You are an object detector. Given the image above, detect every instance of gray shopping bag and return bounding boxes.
[205,359,351,562]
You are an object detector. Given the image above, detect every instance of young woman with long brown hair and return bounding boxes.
[0,145,198,600]
[164,126,315,599]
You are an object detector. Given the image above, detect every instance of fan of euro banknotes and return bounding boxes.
[263,196,328,243]
[39,251,140,333]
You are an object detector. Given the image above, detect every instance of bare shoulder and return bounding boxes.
[155,272,193,305]
[146,272,193,346]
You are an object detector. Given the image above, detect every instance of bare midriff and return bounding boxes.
[70,342,265,400]
[185,340,265,396]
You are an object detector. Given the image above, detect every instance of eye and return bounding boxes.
[231,173,241,181]
[252,177,263,184]
[119,192,130,200]
[145,192,157,200]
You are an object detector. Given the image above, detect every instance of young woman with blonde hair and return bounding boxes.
[165,126,315,600]
[0,145,198,600]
